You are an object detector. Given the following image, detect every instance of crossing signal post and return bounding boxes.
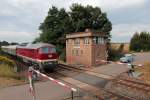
[28,67,36,100]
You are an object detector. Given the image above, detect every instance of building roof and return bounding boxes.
[66,30,106,39]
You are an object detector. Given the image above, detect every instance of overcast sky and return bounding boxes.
[0,0,150,43]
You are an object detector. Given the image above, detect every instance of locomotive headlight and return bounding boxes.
[48,55,52,58]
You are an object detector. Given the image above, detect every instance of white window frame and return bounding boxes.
[74,38,80,45]
[84,37,90,44]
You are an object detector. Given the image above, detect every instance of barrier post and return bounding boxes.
[28,67,36,100]
[71,90,73,100]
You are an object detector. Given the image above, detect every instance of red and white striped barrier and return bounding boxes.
[31,69,77,92]
[28,67,77,100]
[99,60,127,65]
[96,59,142,67]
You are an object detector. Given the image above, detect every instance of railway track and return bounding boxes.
[54,73,134,100]
[58,63,113,80]
[105,76,150,100]
[115,76,150,93]
[58,63,87,72]
[57,64,135,100]
[59,63,150,93]
[58,63,150,100]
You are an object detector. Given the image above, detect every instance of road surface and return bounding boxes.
[90,52,150,76]
[0,81,76,100]
[133,52,150,64]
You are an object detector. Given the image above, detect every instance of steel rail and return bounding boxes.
[57,64,135,100]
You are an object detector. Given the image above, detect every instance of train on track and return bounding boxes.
[1,43,58,71]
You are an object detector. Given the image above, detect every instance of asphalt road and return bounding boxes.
[72,73,108,88]
[0,81,74,100]
[133,52,150,64]
[90,52,150,77]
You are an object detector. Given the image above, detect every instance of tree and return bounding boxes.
[118,43,124,52]
[139,32,150,51]
[130,33,140,51]
[10,42,18,45]
[36,4,112,60]
[0,41,9,46]
[130,32,150,51]
[69,4,112,37]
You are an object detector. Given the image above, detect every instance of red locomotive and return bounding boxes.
[2,43,58,71]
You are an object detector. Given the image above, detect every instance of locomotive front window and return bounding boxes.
[39,47,56,54]
[39,47,49,54]
[50,48,56,53]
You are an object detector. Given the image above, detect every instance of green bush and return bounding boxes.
[108,48,124,61]
[59,50,66,61]
[0,56,15,66]
[108,44,124,61]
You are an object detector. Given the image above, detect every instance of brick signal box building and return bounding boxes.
[66,29,108,67]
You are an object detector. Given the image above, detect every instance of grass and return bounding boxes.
[0,77,26,89]
[0,64,17,78]
[0,55,18,78]
[0,64,27,88]
[136,62,150,83]
[0,55,27,88]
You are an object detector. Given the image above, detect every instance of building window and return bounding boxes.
[93,37,98,44]
[75,50,79,56]
[81,50,83,55]
[67,39,72,44]
[98,37,104,44]
[93,37,104,44]
[84,37,90,44]
[66,40,68,44]
[74,38,80,45]
[72,50,74,55]
[72,49,80,56]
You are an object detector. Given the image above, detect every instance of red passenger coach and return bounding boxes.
[16,43,58,71]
